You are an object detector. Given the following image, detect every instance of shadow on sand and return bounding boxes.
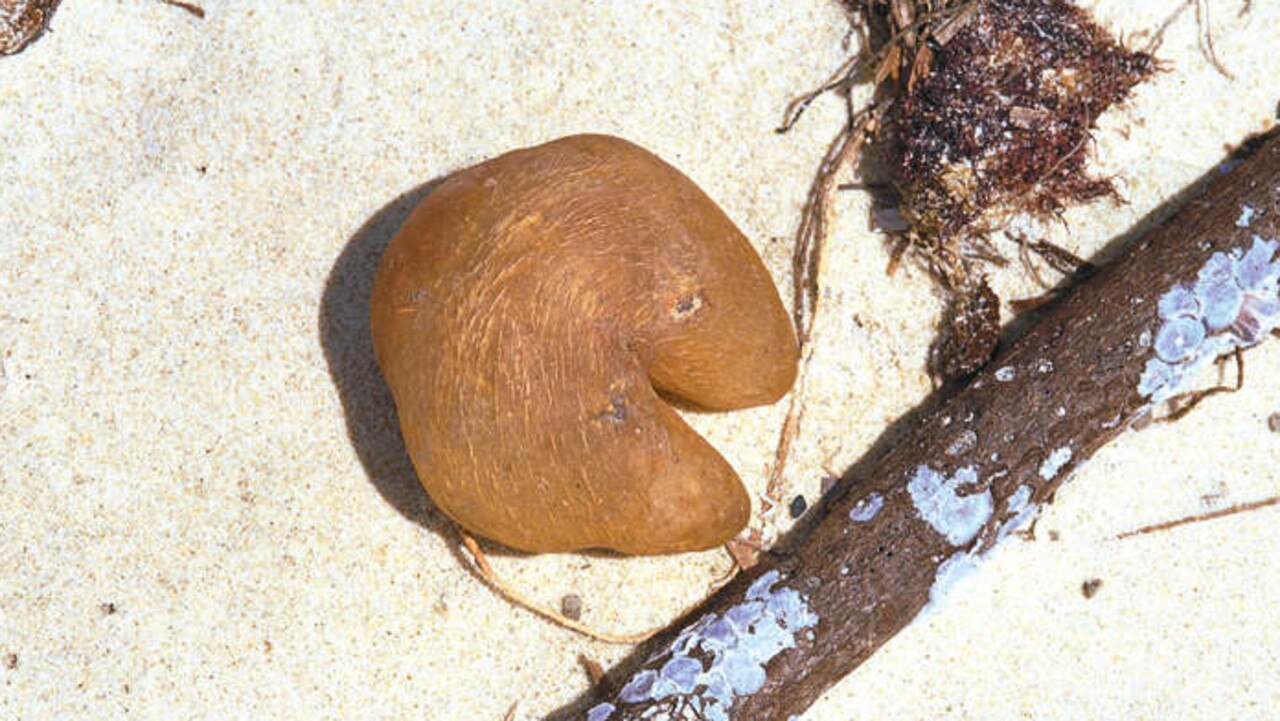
[319,178,450,536]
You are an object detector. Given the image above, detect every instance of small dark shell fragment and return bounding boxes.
[789,494,808,519]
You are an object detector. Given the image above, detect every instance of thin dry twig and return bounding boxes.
[753,106,883,557]
[752,356,813,560]
[1031,239,1091,277]
[1116,495,1280,539]
[579,654,606,686]
[1143,0,1192,55]
[776,1,978,134]
[792,104,883,345]
[1160,347,1244,423]
[157,0,205,18]
[777,54,863,133]
[1014,232,1052,289]
[460,533,657,645]
[1194,0,1235,80]
[1010,232,1093,290]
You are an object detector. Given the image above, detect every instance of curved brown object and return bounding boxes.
[370,134,797,554]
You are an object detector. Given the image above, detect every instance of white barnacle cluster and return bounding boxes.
[928,551,983,609]
[925,484,1040,616]
[1236,203,1259,228]
[996,484,1038,541]
[907,465,994,546]
[1139,237,1280,403]
[848,492,884,523]
[593,570,819,721]
[1037,446,1072,481]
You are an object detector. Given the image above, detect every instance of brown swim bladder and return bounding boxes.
[370,134,797,554]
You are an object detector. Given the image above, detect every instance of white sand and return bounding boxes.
[1,1,1277,719]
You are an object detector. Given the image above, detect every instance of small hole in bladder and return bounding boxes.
[671,293,704,320]
[595,394,628,424]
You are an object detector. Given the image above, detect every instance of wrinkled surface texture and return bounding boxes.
[371,135,798,554]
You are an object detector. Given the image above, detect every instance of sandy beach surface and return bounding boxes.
[2,1,1278,719]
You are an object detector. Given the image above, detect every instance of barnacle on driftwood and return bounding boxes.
[783,0,1153,380]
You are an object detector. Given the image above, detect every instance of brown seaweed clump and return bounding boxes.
[894,0,1153,279]
[784,0,1153,380]
[892,0,1152,378]
[885,1,1157,379]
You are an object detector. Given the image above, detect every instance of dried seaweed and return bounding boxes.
[783,0,1153,380]
[931,276,999,379]
[895,0,1153,268]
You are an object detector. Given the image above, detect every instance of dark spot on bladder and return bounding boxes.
[1268,412,1280,433]
[99,602,117,616]
[4,653,16,670]
[596,394,628,424]
[671,293,704,320]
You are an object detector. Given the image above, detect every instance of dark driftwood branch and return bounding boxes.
[566,133,1280,721]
